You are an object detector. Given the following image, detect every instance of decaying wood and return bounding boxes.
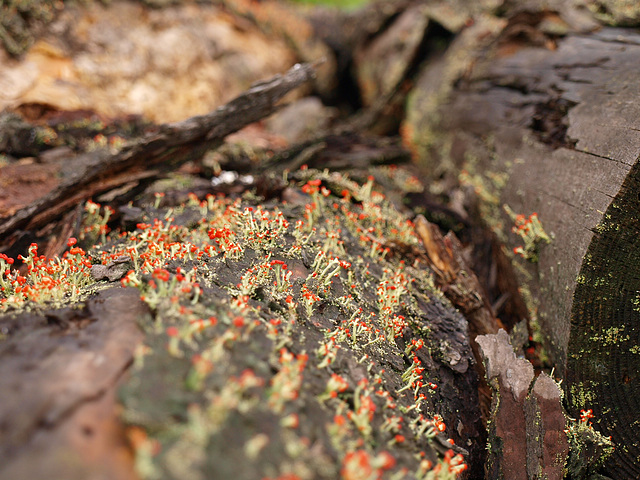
[0,1,301,124]
[415,215,499,419]
[477,329,568,480]
[4,1,640,479]
[258,132,411,176]
[524,374,570,480]
[0,288,148,480]
[415,215,499,336]
[403,13,640,476]
[0,62,318,249]
[220,0,337,98]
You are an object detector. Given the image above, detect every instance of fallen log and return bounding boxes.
[0,165,487,479]
[404,16,640,479]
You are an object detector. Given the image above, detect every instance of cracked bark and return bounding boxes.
[0,287,148,480]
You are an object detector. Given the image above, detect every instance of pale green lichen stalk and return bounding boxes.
[0,166,474,479]
[112,168,470,478]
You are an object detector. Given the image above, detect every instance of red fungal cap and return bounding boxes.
[378,451,396,470]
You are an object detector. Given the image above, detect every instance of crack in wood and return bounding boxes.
[572,148,634,166]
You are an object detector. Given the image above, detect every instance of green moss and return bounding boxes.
[569,383,596,412]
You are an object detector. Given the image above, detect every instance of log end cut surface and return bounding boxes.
[410,27,640,374]
[567,159,640,479]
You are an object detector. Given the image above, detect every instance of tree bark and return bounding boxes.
[405,18,640,479]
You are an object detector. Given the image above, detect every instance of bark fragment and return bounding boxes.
[0,287,148,480]
[416,215,499,419]
[477,329,568,480]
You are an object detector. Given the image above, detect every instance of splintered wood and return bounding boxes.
[415,215,500,419]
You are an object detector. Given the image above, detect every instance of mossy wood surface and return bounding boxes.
[567,159,640,479]
[0,167,484,479]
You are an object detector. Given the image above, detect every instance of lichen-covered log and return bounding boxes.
[113,167,484,479]
[409,25,640,371]
[0,166,484,479]
[402,10,640,479]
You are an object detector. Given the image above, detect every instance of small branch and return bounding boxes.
[0,62,318,242]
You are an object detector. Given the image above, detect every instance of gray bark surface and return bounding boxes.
[416,26,640,478]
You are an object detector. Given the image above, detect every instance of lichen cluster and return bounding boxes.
[0,167,471,479]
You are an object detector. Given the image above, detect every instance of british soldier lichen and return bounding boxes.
[504,205,552,263]
[1,166,471,479]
